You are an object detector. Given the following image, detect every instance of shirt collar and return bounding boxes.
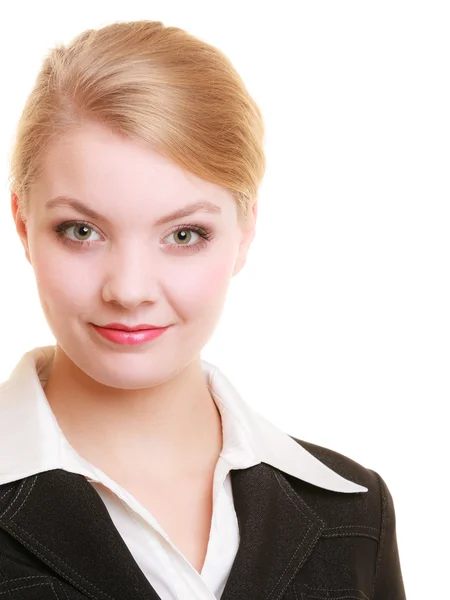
[0,346,367,493]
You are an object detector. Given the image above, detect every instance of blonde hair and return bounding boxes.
[8,20,266,223]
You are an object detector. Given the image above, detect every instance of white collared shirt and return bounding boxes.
[0,346,367,599]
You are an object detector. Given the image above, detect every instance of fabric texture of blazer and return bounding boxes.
[0,437,406,600]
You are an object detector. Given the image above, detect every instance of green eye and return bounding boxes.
[169,229,195,245]
[72,224,94,240]
[54,221,102,244]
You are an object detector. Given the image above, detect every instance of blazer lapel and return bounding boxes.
[0,469,162,600]
[221,462,325,600]
[0,463,325,600]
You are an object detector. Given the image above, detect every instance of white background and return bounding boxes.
[1,1,449,596]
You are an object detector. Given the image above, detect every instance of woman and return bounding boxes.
[0,19,405,600]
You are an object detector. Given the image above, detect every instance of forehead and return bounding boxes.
[31,122,235,217]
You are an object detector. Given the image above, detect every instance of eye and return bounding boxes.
[54,221,102,244]
[165,228,201,245]
[162,225,214,253]
[69,224,101,242]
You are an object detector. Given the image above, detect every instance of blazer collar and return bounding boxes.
[0,464,326,600]
[0,345,367,493]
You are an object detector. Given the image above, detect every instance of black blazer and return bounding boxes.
[0,437,406,600]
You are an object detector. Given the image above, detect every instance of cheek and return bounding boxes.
[166,254,234,313]
[31,245,97,313]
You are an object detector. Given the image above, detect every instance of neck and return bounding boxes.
[43,346,223,481]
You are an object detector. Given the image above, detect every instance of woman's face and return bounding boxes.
[13,122,255,388]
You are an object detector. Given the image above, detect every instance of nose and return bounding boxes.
[101,245,161,309]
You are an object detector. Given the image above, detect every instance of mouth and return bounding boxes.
[90,323,170,345]
[99,323,165,331]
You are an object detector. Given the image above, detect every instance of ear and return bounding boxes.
[232,201,258,277]
[11,192,31,264]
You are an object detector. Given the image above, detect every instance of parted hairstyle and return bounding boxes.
[8,19,266,222]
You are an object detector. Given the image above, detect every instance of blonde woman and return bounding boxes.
[0,20,405,600]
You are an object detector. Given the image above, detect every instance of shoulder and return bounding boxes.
[287,438,406,597]
[286,435,390,534]
[278,437,406,596]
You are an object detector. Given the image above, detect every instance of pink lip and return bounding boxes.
[91,323,170,345]
[102,323,162,331]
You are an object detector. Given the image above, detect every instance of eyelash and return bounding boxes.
[53,220,214,253]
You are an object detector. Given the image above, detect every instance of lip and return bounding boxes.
[91,323,170,345]
[100,323,164,331]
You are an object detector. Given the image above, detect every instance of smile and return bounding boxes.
[90,324,170,345]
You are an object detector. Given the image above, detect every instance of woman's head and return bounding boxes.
[9,20,265,389]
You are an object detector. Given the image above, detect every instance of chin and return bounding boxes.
[84,351,181,390]
[92,346,203,391]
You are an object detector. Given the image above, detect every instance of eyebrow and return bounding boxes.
[45,196,222,225]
